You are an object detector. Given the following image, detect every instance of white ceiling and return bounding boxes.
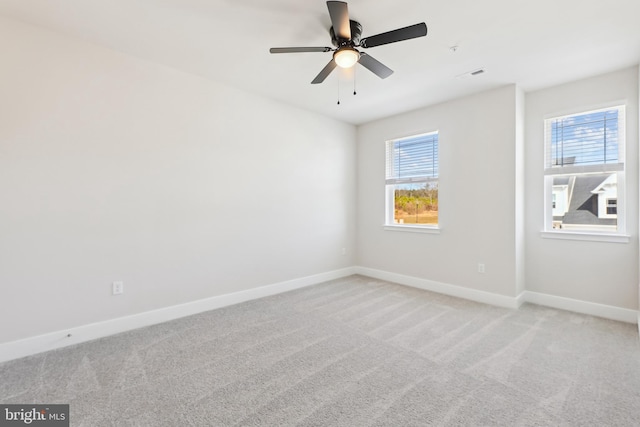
[1,0,639,125]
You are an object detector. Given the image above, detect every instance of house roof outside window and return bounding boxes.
[553,173,616,226]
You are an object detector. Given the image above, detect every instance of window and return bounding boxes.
[385,132,439,228]
[544,106,625,234]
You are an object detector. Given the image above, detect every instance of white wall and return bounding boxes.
[356,85,522,298]
[1,16,637,351]
[515,87,526,296]
[524,67,639,309]
[0,17,356,344]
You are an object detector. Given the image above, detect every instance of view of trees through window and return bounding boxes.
[394,182,438,224]
[386,131,439,227]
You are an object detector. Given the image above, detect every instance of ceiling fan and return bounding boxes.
[270,1,427,84]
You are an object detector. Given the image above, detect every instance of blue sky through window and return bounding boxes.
[550,108,619,167]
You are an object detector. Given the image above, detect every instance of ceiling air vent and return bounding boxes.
[456,68,486,79]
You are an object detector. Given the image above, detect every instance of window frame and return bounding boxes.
[605,198,617,216]
[384,131,440,232]
[541,104,629,243]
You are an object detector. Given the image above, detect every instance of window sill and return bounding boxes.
[540,231,630,243]
[384,225,441,234]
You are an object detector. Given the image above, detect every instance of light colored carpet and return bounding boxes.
[1,275,639,426]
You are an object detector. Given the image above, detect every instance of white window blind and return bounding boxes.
[386,132,438,185]
[542,104,627,237]
[545,106,624,175]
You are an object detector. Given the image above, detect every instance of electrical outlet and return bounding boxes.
[112,281,124,295]
[478,263,485,274]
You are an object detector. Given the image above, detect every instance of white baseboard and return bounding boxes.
[2,266,636,363]
[521,290,638,324]
[355,267,638,325]
[0,267,356,364]
[515,290,528,309]
[354,267,521,309]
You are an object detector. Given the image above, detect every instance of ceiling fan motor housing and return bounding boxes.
[330,20,363,47]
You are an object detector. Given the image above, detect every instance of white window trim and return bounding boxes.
[384,224,441,234]
[384,131,439,230]
[540,230,630,244]
[542,105,627,240]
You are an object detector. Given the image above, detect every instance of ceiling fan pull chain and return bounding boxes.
[354,66,357,96]
[337,73,341,105]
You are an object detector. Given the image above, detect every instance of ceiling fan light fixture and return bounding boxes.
[333,47,360,68]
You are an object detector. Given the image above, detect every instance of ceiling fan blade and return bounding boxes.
[360,22,427,48]
[311,59,338,84]
[327,1,351,40]
[270,47,332,54]
[358,53,393,79]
